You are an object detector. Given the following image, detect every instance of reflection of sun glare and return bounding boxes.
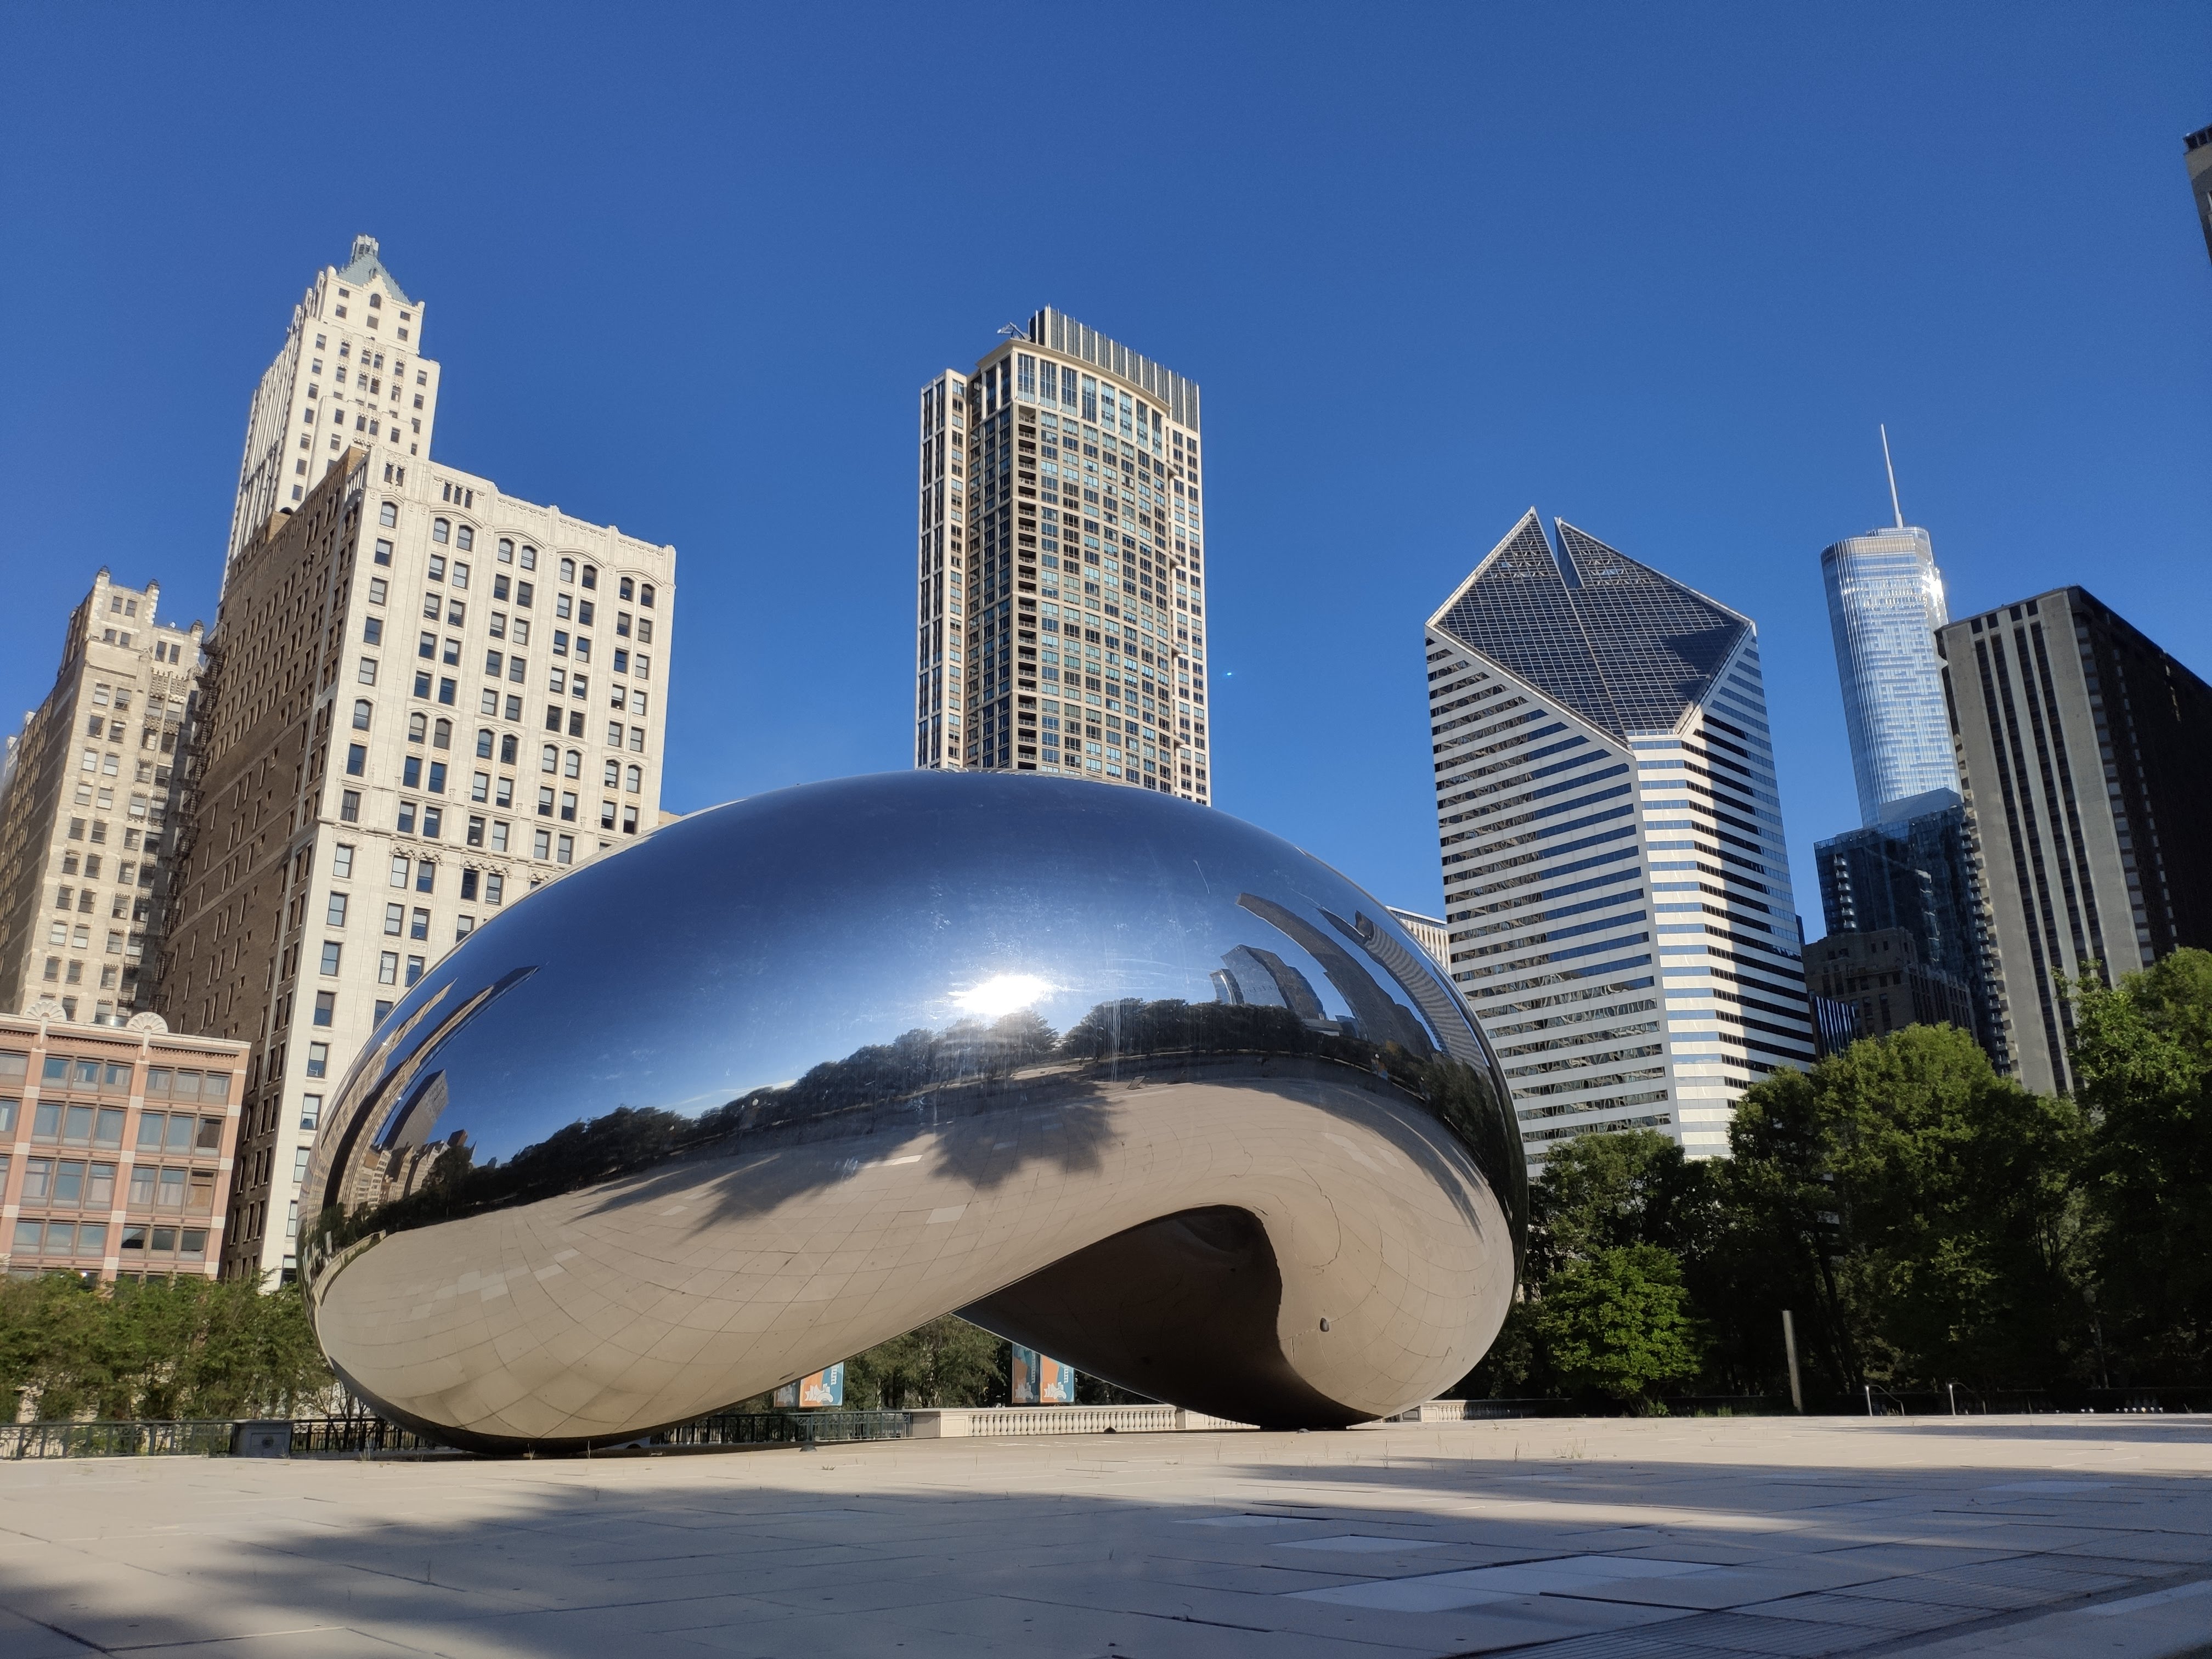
[951,973,1052,1020]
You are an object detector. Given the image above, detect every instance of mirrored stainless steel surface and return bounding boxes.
[301,773,1525,1449]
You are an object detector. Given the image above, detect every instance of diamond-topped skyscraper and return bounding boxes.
[1821,431,1958,827]
[1426,512,1814,1161]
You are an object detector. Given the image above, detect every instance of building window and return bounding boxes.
[404,956,425,988]
[486,873,505,904]
[340,791,361,823]
[326,893,348,926]
[379,950,398,985]
[359,659,378,686]
[432,518,450,544]
[409,908,429,941]
[346,744,366,777]
[301,1094,323,1130]
[352,699,373,731]
[305,1043,329,1079]
[319,942,342,976]
[312,991,336,1026]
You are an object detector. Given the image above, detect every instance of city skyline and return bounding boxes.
[1,7,2207,949]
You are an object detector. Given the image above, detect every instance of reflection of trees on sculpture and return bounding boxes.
[310,992,1520,1265]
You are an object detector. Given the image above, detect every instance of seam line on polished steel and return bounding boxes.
[302,773,1525,1450]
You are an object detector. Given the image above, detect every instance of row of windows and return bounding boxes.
[10,1220,210,1260]
[376,499,658,605]
[0,1097,222,1154]
[0,1054,227,1102]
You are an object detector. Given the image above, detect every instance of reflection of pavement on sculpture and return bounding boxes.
[313,1054,1513,1449]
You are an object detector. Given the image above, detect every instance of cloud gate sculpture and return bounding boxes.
[301,774,1525,1451]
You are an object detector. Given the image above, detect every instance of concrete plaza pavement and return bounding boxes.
[1,1414,2208,1658]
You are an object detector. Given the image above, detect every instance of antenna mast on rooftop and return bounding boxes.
[1880,425,1905,529]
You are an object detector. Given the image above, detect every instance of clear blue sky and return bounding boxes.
[4,4,2207,926]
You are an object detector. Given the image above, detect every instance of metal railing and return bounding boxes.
[650,1409,913,1450]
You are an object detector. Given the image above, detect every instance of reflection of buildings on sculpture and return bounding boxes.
[1387,908,1451,978]
[1211,945,1328,1025]
[913,310,1211,802]
[351,1129,469,1212]
[1426,512,1815,1163]
[156,236,678,1285]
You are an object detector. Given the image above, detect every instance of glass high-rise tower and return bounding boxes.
[1821,433,1958,826]
[913,311,1210,802]
[1426,512,1814,1163]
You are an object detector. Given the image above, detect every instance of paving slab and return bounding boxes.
[2,1415,2209,1657]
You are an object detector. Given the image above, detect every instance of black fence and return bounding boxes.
[646,1409,913,1451]
[0,1407,913,1461]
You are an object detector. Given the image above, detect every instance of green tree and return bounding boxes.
[1729,1023,2088,1392]
[0,1276,333,1421]
[1533,1244,1705,1407]
[1461,1130,1717,1400]
[844,1315,1006,1409]
[2069,948,2212,1382]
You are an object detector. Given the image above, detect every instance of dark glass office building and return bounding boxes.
[1813,802,2005,1069]
[1937,588,2212,1094]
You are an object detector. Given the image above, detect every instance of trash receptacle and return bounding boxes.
[232,1420,291,1458]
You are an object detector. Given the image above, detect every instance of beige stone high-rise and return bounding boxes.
[0,573,205,1025]
[163,239,677,1283]
[914,310,1211,802]
[227,236,439,579]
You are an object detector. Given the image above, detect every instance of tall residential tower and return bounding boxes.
[1427,512,1814,1161]
[1821,432,1958,827]
[915,311,1210,802]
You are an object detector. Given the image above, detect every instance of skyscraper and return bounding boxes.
[1813,803,2005,1068]
[1427,512,1814,1162]
[225,236,439,579]
[0,572,205,1024]
[1937,588,2212,1095]
[2185,121,2212,268]
[161,239,676,1283]
[915,310,1210,802]
[1821,431,1958,827]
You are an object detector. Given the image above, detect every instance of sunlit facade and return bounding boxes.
[1427,512,1815,1162]
[914,310,1210,803]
